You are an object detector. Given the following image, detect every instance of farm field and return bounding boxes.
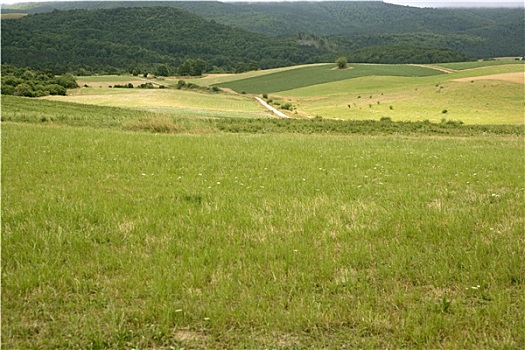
[43,61,524,125]
[2,116,524,348]
[45,87,269,119]
[214,62,524,124]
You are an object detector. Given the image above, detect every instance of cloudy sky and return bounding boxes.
[0,0,523,8]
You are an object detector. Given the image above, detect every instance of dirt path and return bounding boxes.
[255,97,289,118]
[411,64,457,74]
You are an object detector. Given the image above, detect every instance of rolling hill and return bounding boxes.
[0,6,320,73]
[3,1,524,59]
[2,1,523,74]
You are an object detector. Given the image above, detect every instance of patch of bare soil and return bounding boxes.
[453,72,524,84]
[220,87,239,94]
[173,329,209,347]
[330,66,354,71]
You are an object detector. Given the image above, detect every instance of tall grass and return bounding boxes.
[3,96,522,136]
[2,122,524,349]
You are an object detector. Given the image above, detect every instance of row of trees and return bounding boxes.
[1,65,78,97]
[126,58,260,79]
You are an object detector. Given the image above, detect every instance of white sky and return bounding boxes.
[0,0,523,8]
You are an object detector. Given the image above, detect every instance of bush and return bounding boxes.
[14,83,36,97]
[280,102,294,111]
[45,84,67,95]
[139,83,154,89]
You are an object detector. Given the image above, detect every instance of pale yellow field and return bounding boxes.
[43,87,269,118]
[453,72,524,84]
[277,64,525,124]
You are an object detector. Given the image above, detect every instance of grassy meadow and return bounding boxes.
[2,59,524,349]
[47,61,524,124]
[212,62,524,124]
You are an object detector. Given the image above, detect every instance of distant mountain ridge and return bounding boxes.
[1,2,523,73]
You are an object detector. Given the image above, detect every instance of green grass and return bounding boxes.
[213,63,444,94]
[278,64,524,124]
[2,94,524,347]
[3,96,522,136]
[3,120,524,349]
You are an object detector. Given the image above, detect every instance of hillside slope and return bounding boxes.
[3,1,523,58]
[0,6,320,73]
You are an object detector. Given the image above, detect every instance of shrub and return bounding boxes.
[45,84,67,95]
[281,102,294,111]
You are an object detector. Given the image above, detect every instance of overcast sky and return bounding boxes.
[1,0,524,8]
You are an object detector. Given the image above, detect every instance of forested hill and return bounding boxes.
[1,7,320,73]
[2,2,523,73]
[2,1,523,60]
[2,1,521,36]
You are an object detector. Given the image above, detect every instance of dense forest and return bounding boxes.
[1,7,322,74]
[2,1,523,74]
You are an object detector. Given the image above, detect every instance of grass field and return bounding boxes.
[44,87,268,119]
[2,94,525,348]
[57,62,525,125]
[2,59,524,348]
[213,63,445,94]
[273,63,525,124]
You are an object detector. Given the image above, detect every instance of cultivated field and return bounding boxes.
[45,61,525,124]
[2,59,524,349]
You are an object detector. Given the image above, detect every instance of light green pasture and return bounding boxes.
[279,64,524,124]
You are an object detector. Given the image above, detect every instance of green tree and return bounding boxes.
[192,59,207,76]
[336,56,348,69]
[154,64,170,77]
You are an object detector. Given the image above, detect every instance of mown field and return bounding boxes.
[2,94,524,348]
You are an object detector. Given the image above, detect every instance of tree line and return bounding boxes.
[1,64,78,97]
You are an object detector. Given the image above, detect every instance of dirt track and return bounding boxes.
[453,72,524,84]
[255,97,289,118]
